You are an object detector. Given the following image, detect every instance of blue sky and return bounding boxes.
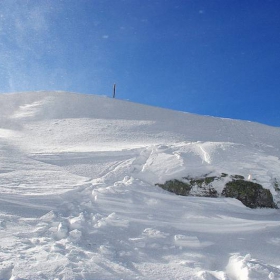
[1,0,280,127]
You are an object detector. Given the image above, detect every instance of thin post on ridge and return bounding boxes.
[113,83,116,98]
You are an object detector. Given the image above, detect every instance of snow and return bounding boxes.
[0,91,280,279]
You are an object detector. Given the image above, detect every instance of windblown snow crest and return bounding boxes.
[0,91,280,279]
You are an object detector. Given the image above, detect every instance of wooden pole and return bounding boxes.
[113,83,116,98]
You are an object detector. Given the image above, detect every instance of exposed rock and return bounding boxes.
[156,180,191,196]
[156,174,278,209]
[230,175,245,180]
[156,176,218,198]
[222,180,277,209]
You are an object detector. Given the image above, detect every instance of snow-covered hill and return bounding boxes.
[0,91,280,279]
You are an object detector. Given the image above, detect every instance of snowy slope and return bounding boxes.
[0,91,280,280]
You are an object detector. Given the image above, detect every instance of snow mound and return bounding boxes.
[0,91,279,279]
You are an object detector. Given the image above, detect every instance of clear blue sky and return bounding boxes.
[1,0,280,126]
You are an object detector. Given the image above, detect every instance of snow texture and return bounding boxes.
[0,91,280,279]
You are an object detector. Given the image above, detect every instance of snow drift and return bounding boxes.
[0,91,280,279]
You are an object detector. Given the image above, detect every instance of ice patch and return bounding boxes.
[56,222,68,239]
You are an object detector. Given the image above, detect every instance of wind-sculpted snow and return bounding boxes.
[0,91,280,279]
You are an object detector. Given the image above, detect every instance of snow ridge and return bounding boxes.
[0,91,280,279]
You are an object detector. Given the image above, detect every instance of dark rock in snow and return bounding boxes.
[156,180,191,196]
[156,176,218,198]
[157,174,278,209]
[222,180,277,209]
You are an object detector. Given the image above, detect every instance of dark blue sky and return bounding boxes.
[1,0,280,126]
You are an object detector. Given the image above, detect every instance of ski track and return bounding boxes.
[0,91,280,279]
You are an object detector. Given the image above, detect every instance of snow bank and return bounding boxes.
[0,91,279,279]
